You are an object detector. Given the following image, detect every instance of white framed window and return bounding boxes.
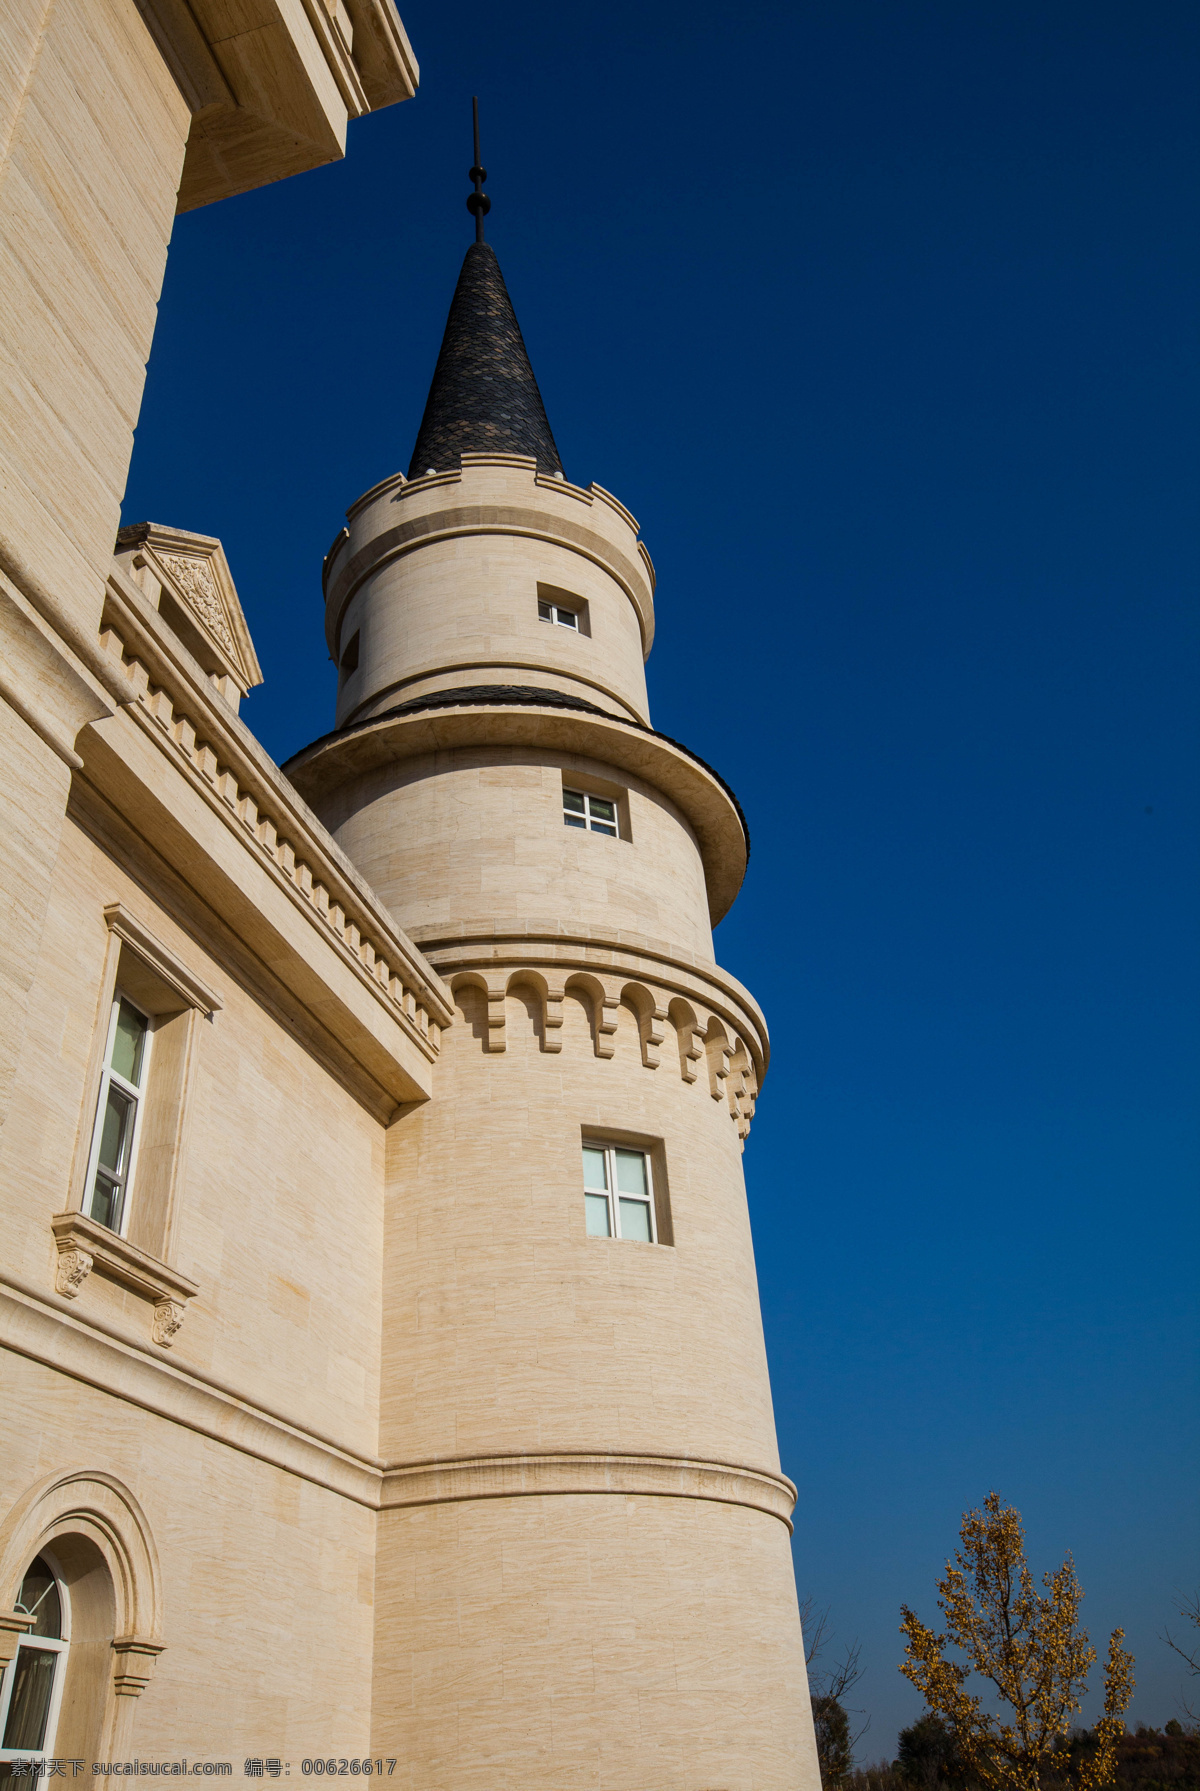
[538,597,578,630]
[564,788,617,836]
[0,1554,69,1773]
[582,1143,656,1243]
[82,993,152,1237]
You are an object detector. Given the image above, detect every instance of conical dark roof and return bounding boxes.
[407,242,563,479]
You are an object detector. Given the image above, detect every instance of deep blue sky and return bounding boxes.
[124,0,1199,1753]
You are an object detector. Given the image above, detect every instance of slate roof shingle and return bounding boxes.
[407,242,563,479]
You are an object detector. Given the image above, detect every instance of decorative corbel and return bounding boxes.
[728,1065,746,1121]
[111,1637,165,1698]
[542,981,565,1054]
[152,1300,186,1348]
[680,1026,706,1084]
[594,981,622,1059]
[54,1243,94,1299]
[707,1034,733,1102]
[484,978,507,1054]
[50,1213,197,1345]
[0,1610,34,1670]
[640,1002,668,1070]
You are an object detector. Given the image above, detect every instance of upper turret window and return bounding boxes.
[564,790,617,836]
[582,1144,656,1243]
[538,598,578,630]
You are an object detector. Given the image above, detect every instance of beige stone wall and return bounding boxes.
[0,0,191,1139]
[303,431,812,1780]
[374,1493,817,1791]
[0,0,191,638]
[336,531,651,728]
[324,459,657,733]
[1,803,386,1453]
[0,700,77,1139]
[381,976,775,1466]
[320,746,718,968]
[363,911,811,1781]
[1,1351,377,1761]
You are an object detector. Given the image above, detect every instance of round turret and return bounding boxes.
[282,232,816,1791]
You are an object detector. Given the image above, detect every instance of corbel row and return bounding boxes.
[449,968,760,1140]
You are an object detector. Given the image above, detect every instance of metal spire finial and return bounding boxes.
[466,96,490,243]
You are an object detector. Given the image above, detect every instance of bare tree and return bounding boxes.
[1162,1590,1200,1719]
[802,1596,871,1788]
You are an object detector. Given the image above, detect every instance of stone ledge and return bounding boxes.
[50,1213,199,1348]
[284,700,748,925]
[380,1452,797,1531]
[1,1276,800,1529]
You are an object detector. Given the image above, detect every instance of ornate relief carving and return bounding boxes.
[158,553,238,659]
[55,1246,94,1299]
[50,1213,197,1345]
[151,1300,185,1348]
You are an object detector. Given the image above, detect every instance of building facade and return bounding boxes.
[0,5,820,1784]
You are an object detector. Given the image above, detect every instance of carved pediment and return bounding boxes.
[115,523,263,699]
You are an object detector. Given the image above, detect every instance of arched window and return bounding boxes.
[0,1554,69,1771]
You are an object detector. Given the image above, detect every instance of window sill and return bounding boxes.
[50,1213,198,1348]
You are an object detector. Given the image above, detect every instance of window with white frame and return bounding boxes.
[563,789,617,836]
[83,994,152,1236]
[538,597,578,630]
[0,1555,69,1772]
[582,1142,656,1243]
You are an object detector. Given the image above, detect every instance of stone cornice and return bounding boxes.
[0,1273,379,1505]
[0,1277,795,1531]
[165,0,419,214]
[340,655,647,731]
[99,567,454,1044]
[104,902,223,1016]
[285,696,748,926]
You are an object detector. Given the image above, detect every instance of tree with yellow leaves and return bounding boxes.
[899,1493,1134,1791]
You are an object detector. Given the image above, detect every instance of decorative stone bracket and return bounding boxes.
[444,954,763,1141]
[111,1635,165,1697]
[0,1609,35,1669]
[51,1213,198,1348]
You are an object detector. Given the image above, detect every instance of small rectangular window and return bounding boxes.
[84,994,152,1236]
[582,1143,657,1243]
[538,598,578,630]
[563,788,617,836]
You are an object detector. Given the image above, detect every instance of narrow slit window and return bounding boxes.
[582,1143,657,1244]
[563,789,617,836]
[538,599,578,630]
[82,994,151,1236]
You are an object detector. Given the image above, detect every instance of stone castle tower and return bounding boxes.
[285,232,817,1781]
[1,11,821,1785]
